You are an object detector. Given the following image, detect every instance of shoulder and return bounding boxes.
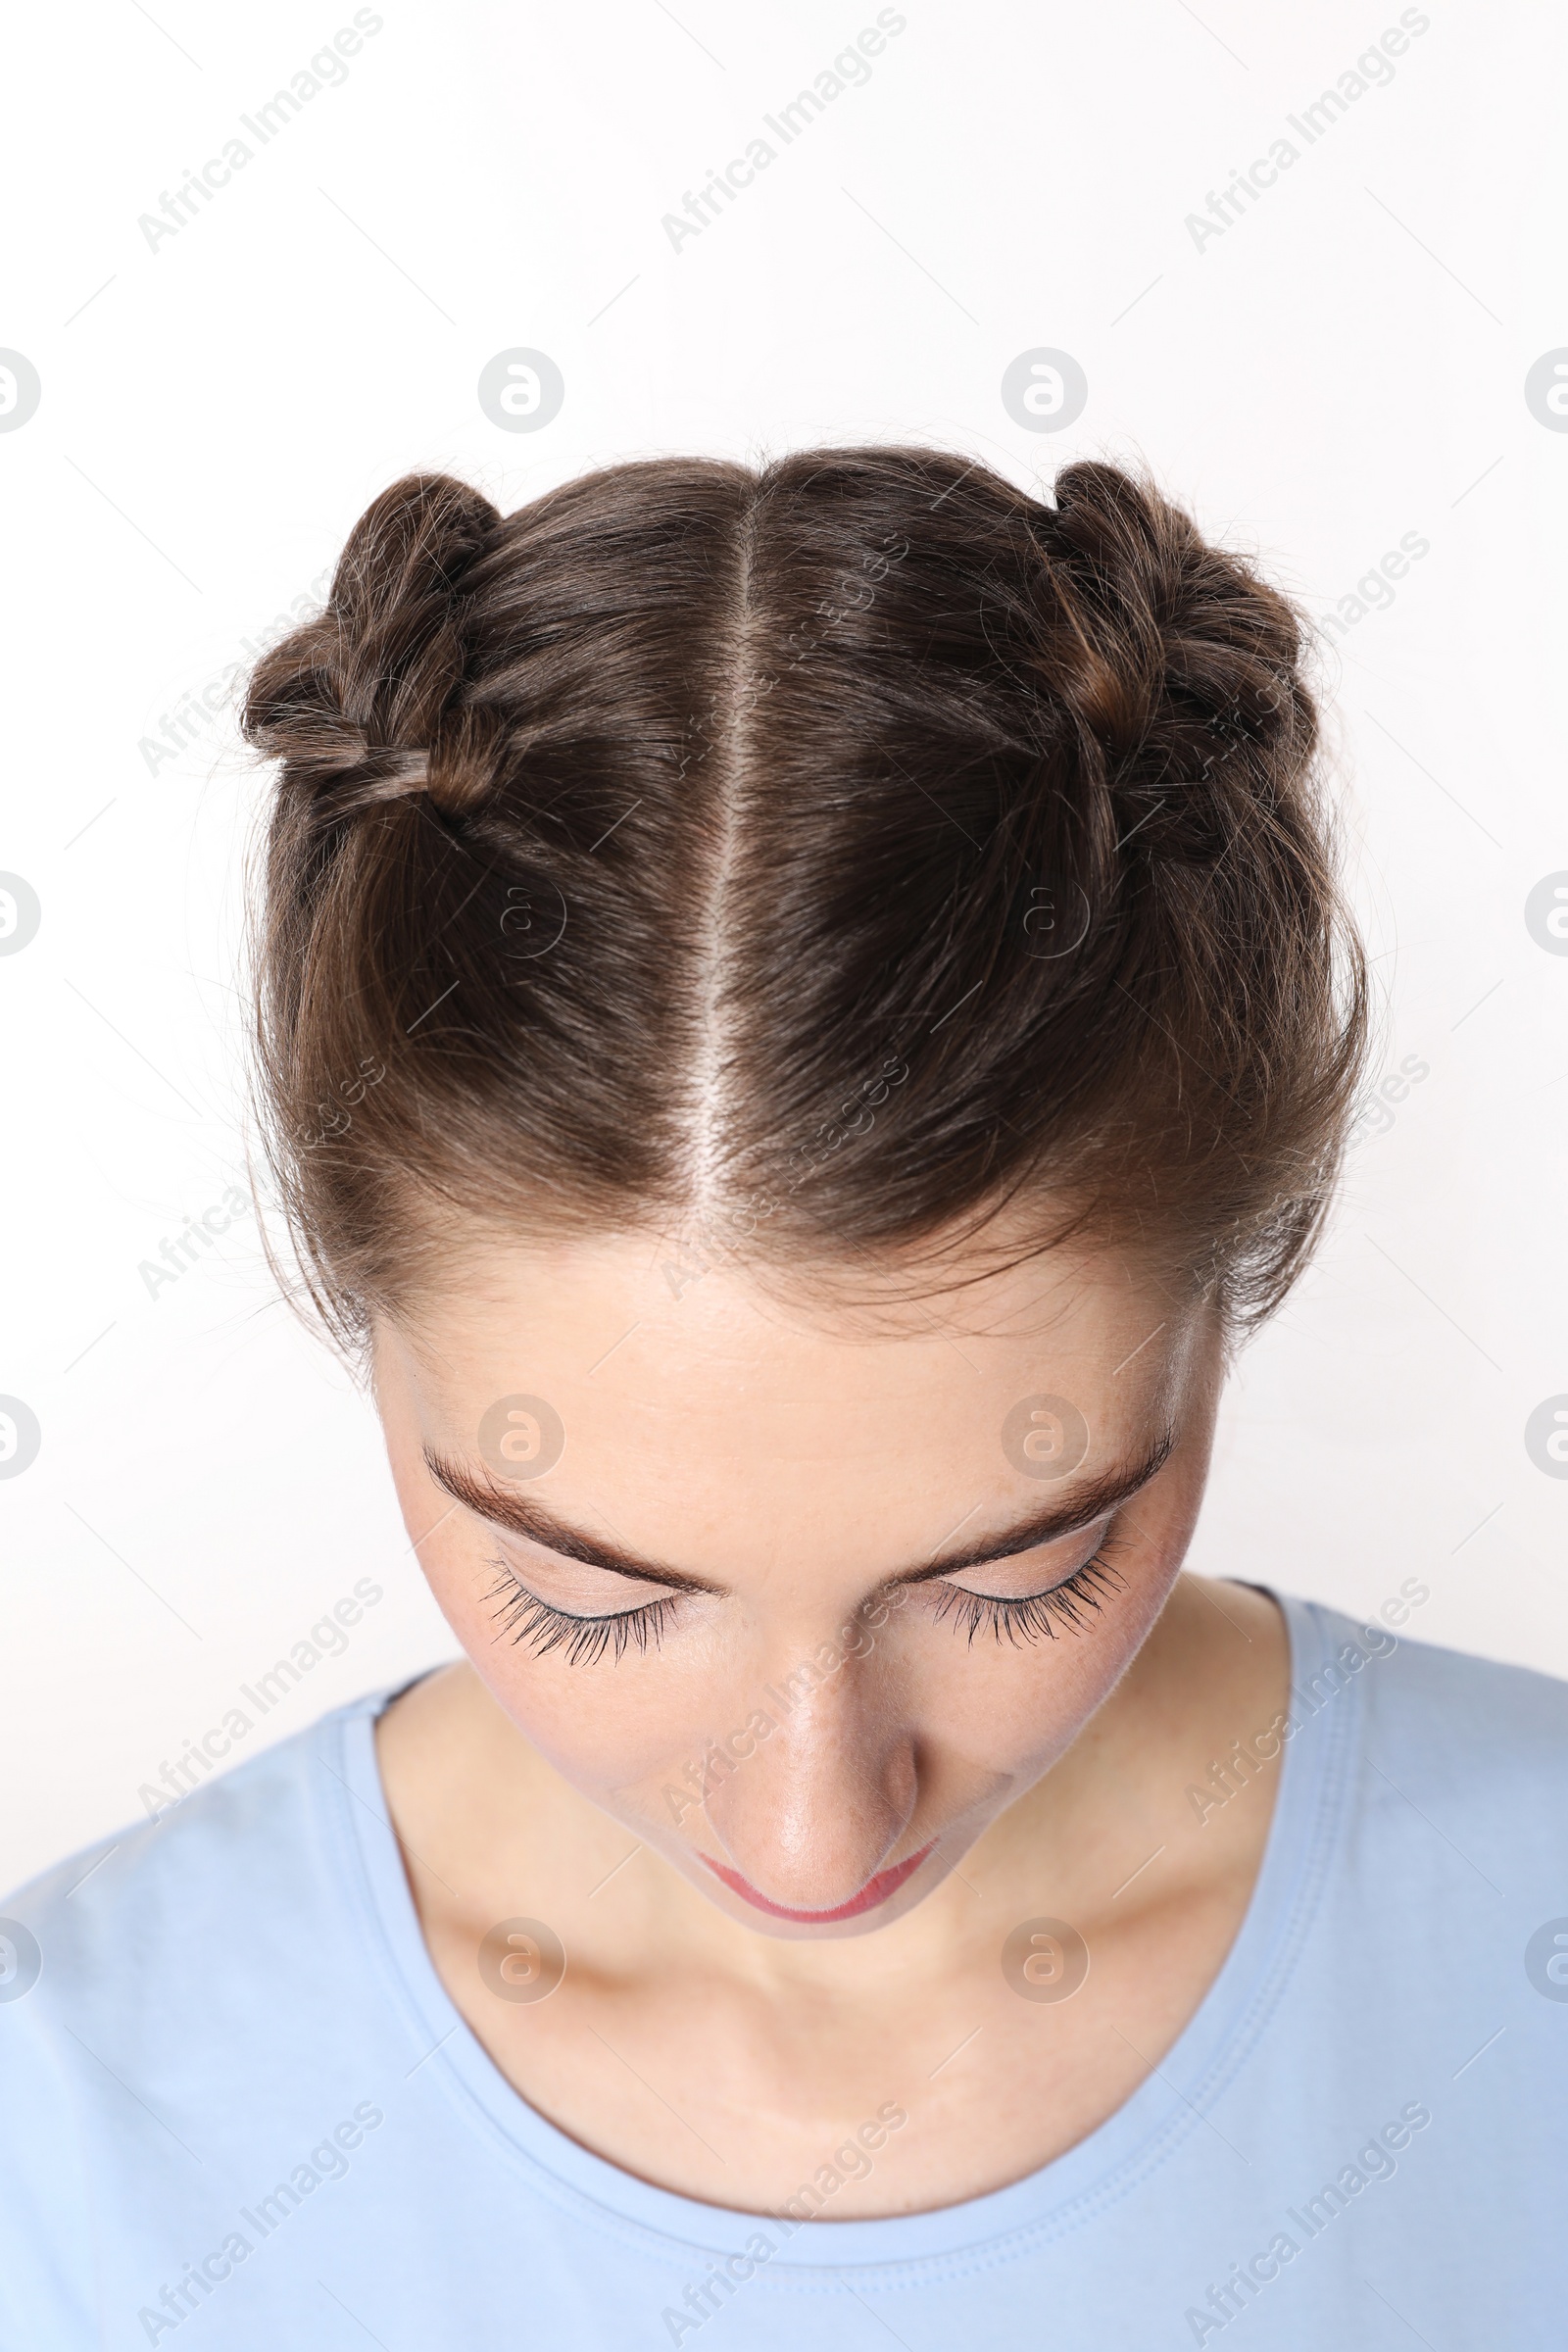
[1284,1590,1568,1841]
[1291,1590,1568,1740]
[0,1690,402,2335]
[1,1688,390,2035]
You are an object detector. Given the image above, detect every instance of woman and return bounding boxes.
[2,449,1561,2347]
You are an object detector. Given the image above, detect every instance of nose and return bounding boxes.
[698,1641,919,1913]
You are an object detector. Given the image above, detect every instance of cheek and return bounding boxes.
[911,1594,1158,1779]
[421,1529,720,1799]
[905,1534,1185,1782]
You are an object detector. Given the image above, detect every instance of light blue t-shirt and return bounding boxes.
[2,1592,1565,2349]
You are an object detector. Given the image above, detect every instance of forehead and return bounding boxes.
[385,1228,1202,1516]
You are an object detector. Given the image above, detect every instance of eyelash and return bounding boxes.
[925,1542,1128,1647]
[485,1538,1129,1668]
[485,1555,679,1667]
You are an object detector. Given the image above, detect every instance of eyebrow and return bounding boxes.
[421,1426,1174,1597]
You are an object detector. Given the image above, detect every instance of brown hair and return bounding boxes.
[241,447,1367,1348]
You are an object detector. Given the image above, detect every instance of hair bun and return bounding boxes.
[1035,460,1309,874]
[243,473,502,818]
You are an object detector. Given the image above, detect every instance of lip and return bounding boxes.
[701,1840,936,1924]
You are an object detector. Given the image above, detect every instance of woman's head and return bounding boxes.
[242,446,1365,1934]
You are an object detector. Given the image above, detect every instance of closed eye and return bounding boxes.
[926,1536,1128,1645]
[485,1552,681,1666]
[482,1508,1131,1668]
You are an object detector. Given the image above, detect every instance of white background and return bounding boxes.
[1,0,1563,1891]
